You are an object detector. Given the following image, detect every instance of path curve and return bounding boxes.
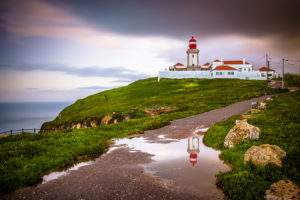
[2,95,273,200]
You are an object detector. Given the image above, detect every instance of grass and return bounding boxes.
[0,78,281,193]
[203,91,300,200]
[274,73,300,88]
[41,77,280,130]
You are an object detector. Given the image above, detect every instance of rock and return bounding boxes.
[124,115,131,121]
[258,102,267,109]
[90,120,98,127]
[71,123,77,129]
[101,116,112,125]
[266,97,273,101]
[224,119,260,148]
[251,109,261,114]
[113,119,118,124]
[244,144,286,167]
[241,114,256,119]
[82,120,89,128]
[265,180,300,200]
[76,123,82,129]
[0,133,10,138]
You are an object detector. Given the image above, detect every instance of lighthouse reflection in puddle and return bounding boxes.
[187,136,200,166]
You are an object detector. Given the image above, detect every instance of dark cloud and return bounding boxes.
[0,63,149,81]
[47,0,300,40]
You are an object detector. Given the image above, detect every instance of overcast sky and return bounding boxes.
[0,0,299,102]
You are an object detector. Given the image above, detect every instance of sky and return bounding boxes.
[0,0,299,102]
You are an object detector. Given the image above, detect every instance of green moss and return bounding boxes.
[204,91,300,200]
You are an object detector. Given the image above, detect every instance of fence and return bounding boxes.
[0,128,40,136]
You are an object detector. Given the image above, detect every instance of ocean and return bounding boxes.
[0,102,72,133]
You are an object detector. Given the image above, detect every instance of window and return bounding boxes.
[216,72,222,75]
[244,68,246,71]
[239,68,242,72]
[248,68,250,72]
[227,72,234,75]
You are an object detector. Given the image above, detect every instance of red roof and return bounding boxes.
[203,62,210,66]
[214,59,221,62]
[214,65,237,70]
[223,60,250,65]
[174,62,184,66]
[189,36,196,42]
[258,67,275,71]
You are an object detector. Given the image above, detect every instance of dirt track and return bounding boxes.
[1,95,273,200]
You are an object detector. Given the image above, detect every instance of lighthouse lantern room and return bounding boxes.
[186,36,200,70]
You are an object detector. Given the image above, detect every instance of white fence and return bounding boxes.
[158,71,268,81]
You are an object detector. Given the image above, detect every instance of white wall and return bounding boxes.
[158,71,268,81]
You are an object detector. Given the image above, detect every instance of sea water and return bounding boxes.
[0,102,72,133]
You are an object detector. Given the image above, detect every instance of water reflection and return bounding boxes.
[187,136,200,166]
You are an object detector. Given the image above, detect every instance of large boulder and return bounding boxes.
[224,119,260,148]
[251,109,261,114]
[90,120,98,127]
[258,102,267,109]
[244,144,286,167]
[265,180,299,200]
[241,114,256,120]
[101,116,112,125]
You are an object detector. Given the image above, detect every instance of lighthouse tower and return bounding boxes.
[187,136,200,166]
[186,36,200,70]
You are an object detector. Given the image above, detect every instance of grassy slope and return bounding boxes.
[0,78,279,193]
[42,77,278,128]
[203,91,300,200]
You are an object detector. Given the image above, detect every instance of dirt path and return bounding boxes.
[2,95,273,200]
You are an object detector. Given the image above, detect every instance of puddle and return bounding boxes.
[110,131,229,199]
[42,161,93,184]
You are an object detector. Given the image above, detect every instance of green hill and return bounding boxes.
[41,77,278,131]
[1,78,281,193]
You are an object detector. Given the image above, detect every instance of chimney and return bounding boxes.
[243,58,246,65]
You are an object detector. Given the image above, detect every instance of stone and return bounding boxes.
[0,133,10,138]
[124,115,131,121]
[71,123,76,129]
[251,109,261,114]
[241,114,256,119]
[113,119,118,124]
[90,120,98,127]
[265,180,300,200]
[82,120,89,128]
[224,119,260,148]
[244,144,286,167]
[258,102,267,109]
[76,123,82,129]
[266,97,273,101]
[101,116,112,125]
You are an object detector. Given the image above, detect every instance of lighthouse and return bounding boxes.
[187,136,200,166]
[186,36,200,70]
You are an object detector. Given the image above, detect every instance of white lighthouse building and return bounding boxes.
[187,136,200,167]
[160,36,279,80]
[187,36,200,71]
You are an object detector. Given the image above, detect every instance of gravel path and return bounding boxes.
[1,95,273,200]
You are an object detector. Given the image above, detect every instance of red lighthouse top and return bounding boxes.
[190,153,198,166]
[189,36,197,49]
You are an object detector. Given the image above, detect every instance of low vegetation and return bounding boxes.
[204,91,300,200]
[0,78,281,193]
[42,77,280,130]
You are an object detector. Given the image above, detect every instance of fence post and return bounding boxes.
[10,130,12,135]
[22,128,24,133]
[34,128,36,133]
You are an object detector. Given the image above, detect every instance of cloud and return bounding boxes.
[76,85,112,90]
[0,63,149,81]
